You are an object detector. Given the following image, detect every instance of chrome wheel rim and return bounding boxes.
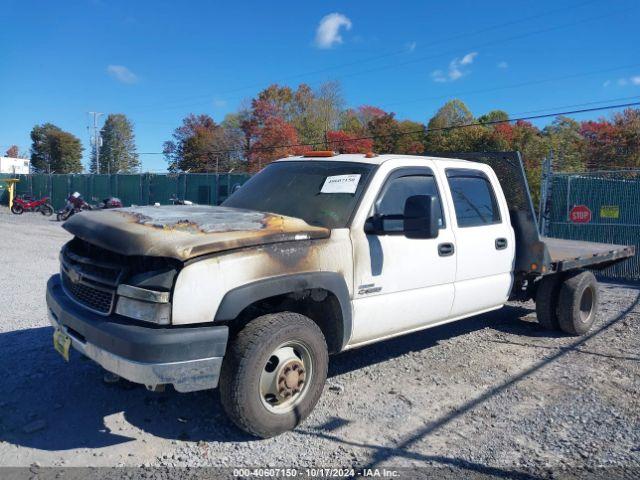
[259,341,313,413]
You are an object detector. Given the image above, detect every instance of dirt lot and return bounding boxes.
[0,207,638,477]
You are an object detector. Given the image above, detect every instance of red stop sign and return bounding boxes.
[570,205,592,223]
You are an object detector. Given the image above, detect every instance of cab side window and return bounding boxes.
[446,171,501,228]
[377,174,444,232]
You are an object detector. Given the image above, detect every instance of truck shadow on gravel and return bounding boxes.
[0,289,636,455]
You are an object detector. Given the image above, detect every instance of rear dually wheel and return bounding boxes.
[557,270,599,335]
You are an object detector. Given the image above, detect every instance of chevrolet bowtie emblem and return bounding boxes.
[67,268,81,284]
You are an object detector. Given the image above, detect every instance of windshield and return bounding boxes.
[223,161,375,228]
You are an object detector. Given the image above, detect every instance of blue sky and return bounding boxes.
[1,0,639,171]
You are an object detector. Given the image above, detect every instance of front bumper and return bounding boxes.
[46,275,228,392]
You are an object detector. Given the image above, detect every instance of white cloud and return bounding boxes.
[431,52,478,82]
[107,65,138,84]
[406,41,417,53]
[315,13,352,49]
[603,80,611,87]
[213,98,227,108]
[497,61,508,69]
[605,75,640,87]
[431,69,447,83]
[459,52,478,65]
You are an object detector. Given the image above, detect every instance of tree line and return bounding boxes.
[18,80,640,202]
[26,114,139,174]
[161,82,640,200]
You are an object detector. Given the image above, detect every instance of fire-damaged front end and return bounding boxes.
[46,205,338,393]
[47,235,229,392]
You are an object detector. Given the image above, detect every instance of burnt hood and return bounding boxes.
[62,205,330,261]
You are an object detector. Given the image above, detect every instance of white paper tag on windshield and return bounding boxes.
[320,174,361,194]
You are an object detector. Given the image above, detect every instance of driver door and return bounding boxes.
[348,166,456,347]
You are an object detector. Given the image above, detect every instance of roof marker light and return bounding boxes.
[303,151,337,157]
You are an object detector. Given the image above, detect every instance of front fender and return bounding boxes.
[214,272,352,350]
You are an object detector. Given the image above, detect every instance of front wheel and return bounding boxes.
[219,312,328,438]
[11,204,23,214]
[40,204,54,216]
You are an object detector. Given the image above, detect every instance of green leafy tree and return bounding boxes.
[30,123,83,173]
[164,114,237,172]
[95,114,139,173]
[395,120,426,154]
[478,110,509,125]
[425,99,475,152]
[543,116,585,172]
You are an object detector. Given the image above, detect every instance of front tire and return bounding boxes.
[40,204,54,216]
[557,270,599,335]
[11,204,23,214]
[219,312,328,438]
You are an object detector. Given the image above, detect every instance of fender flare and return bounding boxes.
[214,272,352,351]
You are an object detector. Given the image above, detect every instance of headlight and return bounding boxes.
[116,284,171,325]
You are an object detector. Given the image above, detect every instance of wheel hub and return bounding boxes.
[259,342,313,413]
[277,359,305,399]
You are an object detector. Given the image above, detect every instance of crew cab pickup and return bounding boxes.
[46,152,635,437]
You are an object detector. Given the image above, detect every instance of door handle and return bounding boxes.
[495,238,508,250]
[438,242,455,257]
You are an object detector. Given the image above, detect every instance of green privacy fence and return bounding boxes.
[0,172,251,210]
[545,170,640,281]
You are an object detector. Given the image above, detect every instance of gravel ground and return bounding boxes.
[0,207,638,478]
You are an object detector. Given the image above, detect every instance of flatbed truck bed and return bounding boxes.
[543,237,635,273]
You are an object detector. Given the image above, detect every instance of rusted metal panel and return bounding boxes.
[62,205,330,261]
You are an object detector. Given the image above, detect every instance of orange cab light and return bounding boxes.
[531,263,538,270]
[364,152,378,158]
[303,150,337,157]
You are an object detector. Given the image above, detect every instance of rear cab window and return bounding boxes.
[445,169,501,228]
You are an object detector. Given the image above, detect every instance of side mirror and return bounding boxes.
[403,195,439,239]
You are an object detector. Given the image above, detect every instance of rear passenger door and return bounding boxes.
[444,168,515,316]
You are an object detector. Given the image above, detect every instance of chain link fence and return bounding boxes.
[541,168,640,281]
[0,172,251,210]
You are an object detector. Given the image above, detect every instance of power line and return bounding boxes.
[128,0,611,114]
[380,63,640,109]
[504,96,640,117]
[138,101,640,156]
[329,7,633,85]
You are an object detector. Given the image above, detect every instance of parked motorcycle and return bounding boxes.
[169,194,193,205]
[11,195,54,216]
[92,197,123,209]
[56,193,92,221]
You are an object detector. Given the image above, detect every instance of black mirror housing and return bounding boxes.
[403,195,439,239]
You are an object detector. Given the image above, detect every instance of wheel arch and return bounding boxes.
[214,272,352,353]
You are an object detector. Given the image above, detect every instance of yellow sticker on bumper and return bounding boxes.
[53,329,71,362]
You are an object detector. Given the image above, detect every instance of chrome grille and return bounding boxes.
[60,243,124,315]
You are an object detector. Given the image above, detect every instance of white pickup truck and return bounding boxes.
[46,152,634,438]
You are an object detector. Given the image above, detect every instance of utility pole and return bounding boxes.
[88,112,103,173]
